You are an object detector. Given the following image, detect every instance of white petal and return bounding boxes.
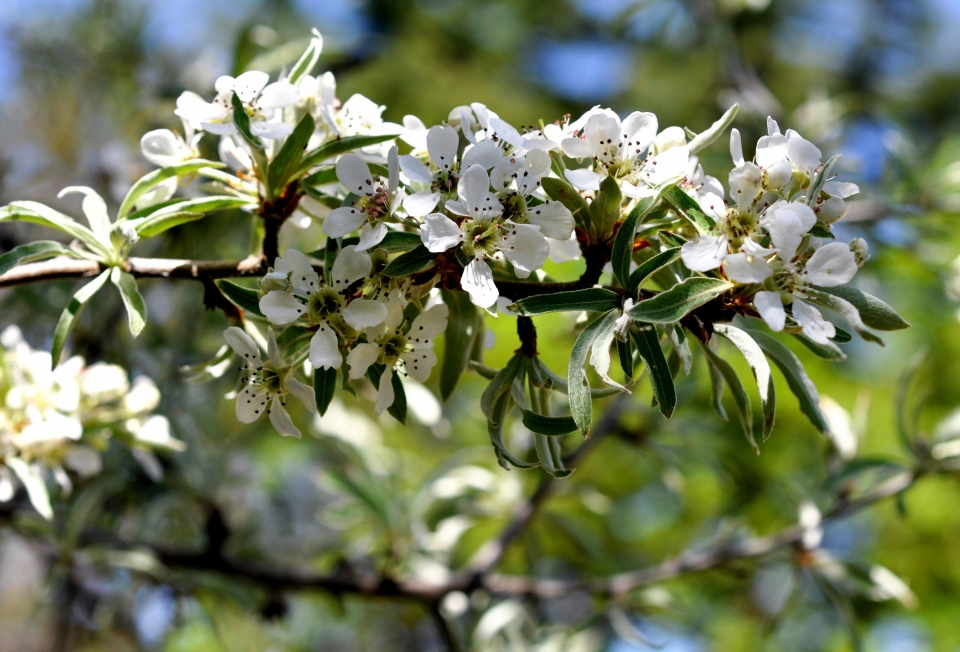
[356,222,388,252]
[342,299,389,330]
[461,258,499,308]
[284,377,316,413]
[823,181,859,199]
[135,177,176,210]
[237,384,269,423]
[723,253,772,284]
[403,191,441,217]
[498,223,549,277]
[250,120,293,139]
[654,125,686,153]
[525,201,574,240]
[680,235,728,272]
[729,162,762,212]
[331,245,372,288]
[399,154,433,184]
[549,235,582,263]
[583,112,621,158]
[621,111,658,155]
[347,342,382,379]
[804,241,858,286]
[420,213,464,252]
[309,323,342,369]
[375,366,396,415]
[787,136,821,173]
[268,398,302,438]
[560,137,593,159]
[456,164,500,219]
[564,168,604,191]
[224,327,262,364]
[427,125,459,171]
[641,147,688,186]
[401,348,437,382]
[409,303,449,341]
[387,146,399,192]
[755,133,788,168]
[767,116,781,136]
[462,140,504,169]
[697,191,727,222]
[6,458,52,520]
[730,128,745,167]
[258,80,301,109]
[233,70,269,103]
[259,291,305,325]
[490,117,524,148]
[58,186,110,238]
[323,206,367,238]
[175,91,226,126]
[794,299,835,343]
[755,291,786,331]
[274,249,318,290]
[337,153,375,196]
[267,327,280,366]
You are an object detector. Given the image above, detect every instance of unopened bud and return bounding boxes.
[765,161,792,190]
[818,196,847,223]
[260,271,290,293]
[850,238,869,267]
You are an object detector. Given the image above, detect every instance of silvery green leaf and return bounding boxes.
[751,330,829,434]
[118,159,225,218]
[2,202,109,259]
[612,194,657,290]
[267,112,316,198]
[627,277,732,323]
[0,241,85,276]
[569,311,618,436]
[628,246,681,293]
[439,289,482,402]
[793,332,847,361]
[52,269,111,368]
[662,184,713,234]
[297,134,399,176]
[701,339,758,453]
[684,103,739,155]
[805,154,841,207]
[813,285,909,331]
[509,288,620,316]
[632,323,676,418]
[287,32,323,84]
[110,268,147,338]
[806,289,884,345]
[715,323,776,440]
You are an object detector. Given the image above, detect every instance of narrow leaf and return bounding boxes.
[267,113,316,196]
[288,33,322,84]
[662,184,713,234]
[568,311,617,436]
[806,154,841,207]
[627,277,732,323]
[701,340,758,452]
[632,323,677,418]
[118,159,224,218]
[715,324,776,440]
[297,134,399,175]
[439,289,481,402]
[685,104,739,155]
[110,268,147,338]
[509,288,620,316]
[617,337,634,380]
[588,175,622,239]
[521,409,578,435]
[3,202,108,257]
[813,285,909,331]
[381,245,438,277]
[793,333,847,361]
[612,195,656,289]
[313,366,338,416]
[750,330,829,434]
[806,289,884,345]
[51,269,111,367]
[0,241,83,276]
[541,176,589,229]
[378,231,423,253]
[628,247,681,293]
[215,279,264,317]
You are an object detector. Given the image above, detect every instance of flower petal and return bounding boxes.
[409,303,449,341]
[462,140,504,169]
[356,222,388,252]
[427,125,459,172]
[399,154,433,184]
[804,241,858,287]
[140,129,186,167]
[330,245,371,288]
[794,298,835,344]
[374,366,395,415]
[258,80,301,110]
[560,137,593,159]
[309,322,342,369]
[233,70,269,103]
[237,384,269,423]
[525,201,574,240]
[347,342,382,379]
[461,258,499,308]
[259,291,305,325]
[401,348,437,382]
[420,213,464,252]
[268,398,302,438]
[342,299,389,330]
[274,249,319,290]
[498,222,549,278]
[284,377,317,413]
[564,168,604,191]
[680,235,728,272]
[403,190,441,217]
[723,253,773,284]
[336,153,375,196]
[755,291,786,332]
[223,327,262,365]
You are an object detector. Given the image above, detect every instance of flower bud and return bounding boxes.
[654,126,686,154]
[259,271,290,294]
[850,238,869,267]
[613,300,634,342]
[818,196,847,223]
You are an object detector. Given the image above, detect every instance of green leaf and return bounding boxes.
[534,433,572,477]
[439,289,481,402]
[481,352,524,421]
[627,277,732,323]
[303,166,338,187]
[130,196,254,237]
[568,311,617,436]
[612,195,657,290]
[806,154,841,207]
[314,366,338,417]
[521,409,578,435]
[287,33,322,84]
[715,324,776,440]
[118,159,224,218]
[657,229,687,249]
[750,330,829,434]
[2,202,108,258]
[0,241,84,276]
[297,134,399,175]
[541,176,589,230]
[662,184,713,234]
[215,279,264,317]
[793,333,847,361]
[628,247,681,293]
[366,364,407,424]
[588,175,622,240]
[685,103,739,155]
[527,357,622,398]
[508,288,621,316]
[700,340,757,453]
[231,92,268,171]
[51,269,111,367]
[381,244,438,277]
[110,268,147,338]
[813,285,909,331]
[481,353,538,470]
[267,113,316,198]
[706,350,728,421]
[378,231,423,253]
[805,289,884,345]
[617,337,634,380]
[631,323,677,418]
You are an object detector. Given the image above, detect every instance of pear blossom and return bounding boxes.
[174,70,302,140]
[137,123,202,208]
[346,297,448,414]
[258,248,388,369]
[560,108,688,198]
[223,327,315,438]
[490,149,575,241]
[318,92,401,158]
[322,147,404,250]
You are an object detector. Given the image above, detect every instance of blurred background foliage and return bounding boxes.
[1,0,960,650]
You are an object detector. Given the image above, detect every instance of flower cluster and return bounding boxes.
[0,327,182,519]
[680,118,866,343]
